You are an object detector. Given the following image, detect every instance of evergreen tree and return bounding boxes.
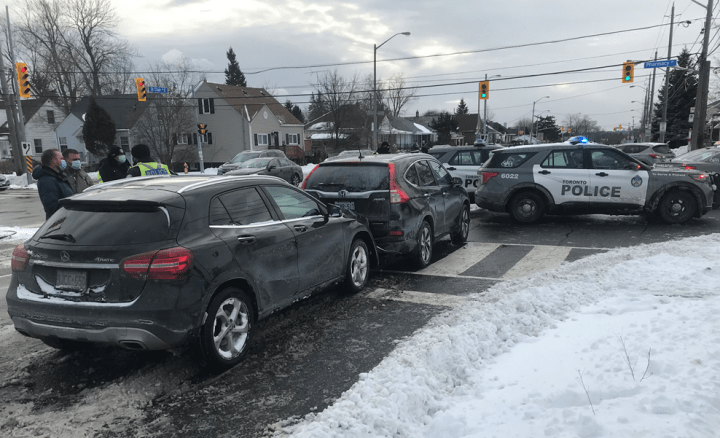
[82,98,116,157]
[307,92,327,122]
[652,48,697,148]
[284,100,293,112]
[430,111,458,143]
[224,47,247,87]
[535,115,561,142]
[291,105,305,124]
[456,98,469,115]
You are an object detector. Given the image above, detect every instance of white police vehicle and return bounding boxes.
[428,143,503,202]
[474,137,715,224]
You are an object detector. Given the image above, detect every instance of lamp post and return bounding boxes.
[374,31,410,150]
[531,96,550,142]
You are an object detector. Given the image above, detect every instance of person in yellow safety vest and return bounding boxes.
[127,144,172,177]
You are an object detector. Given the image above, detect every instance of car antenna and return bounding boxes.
[358,147,364,160]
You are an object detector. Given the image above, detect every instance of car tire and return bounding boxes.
[345,239,370,293]
[415,220,433,269]
[509,192,545,223]
[199,287,254,369]
[451,204,470,244]
[657,189,697,224]
[291,174,301,186]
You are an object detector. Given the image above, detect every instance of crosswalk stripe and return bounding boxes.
[365,288,465,307]
[418,242,500,277]
[501,245,573,279]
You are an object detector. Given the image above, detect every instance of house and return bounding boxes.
[194,82,305,166]
[0,98,64,161]
[54,94,150,165]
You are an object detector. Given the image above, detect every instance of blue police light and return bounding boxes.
[567,136,589,145]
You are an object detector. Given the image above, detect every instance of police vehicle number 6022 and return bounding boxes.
[473,137,716,224]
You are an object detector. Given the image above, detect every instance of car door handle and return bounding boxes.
[237,236,256,244]
[447,167,456,171]
[423,193,430,198]
[595,172,609,177]
[538,170,551,175]
[294,225,308,232]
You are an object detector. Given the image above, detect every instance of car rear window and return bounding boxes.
[35,206,174,245]
[304,164,389,192]
[652,145,672,154]
[487,151,536,168]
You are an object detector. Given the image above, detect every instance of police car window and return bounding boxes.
[541,150,583,169]
[449,152,474,165]
[217,188,273,225]
[415,160,437,186]
[490,152,535,168]
[404,164,420,186]
[264,185,320,219]
[698,152,720,163]
[429,160,452,186]
[471,150,485,164]
[429,152,445,160]
[590,149,633,170]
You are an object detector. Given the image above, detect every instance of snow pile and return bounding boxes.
[3,172,37,190]
[276,235,720,437]
[0,226,38,242]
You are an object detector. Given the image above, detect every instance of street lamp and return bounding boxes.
[374,31,410,150]
[531,96,550,141]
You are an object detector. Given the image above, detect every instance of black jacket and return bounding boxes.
[99,157,131,182]
[33,166,74,219]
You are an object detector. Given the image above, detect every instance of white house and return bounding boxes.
[0,98,64,161]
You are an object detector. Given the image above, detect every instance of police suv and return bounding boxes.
[428,143,503,202]
[474,137,715,224]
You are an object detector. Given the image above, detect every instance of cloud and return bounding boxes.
[161,49,214,71]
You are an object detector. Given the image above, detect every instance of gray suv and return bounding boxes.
[475,139,714,224]
[614,143,675,166]
[217,150,287,175]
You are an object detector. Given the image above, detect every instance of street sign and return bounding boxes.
[20,141,31,156]
[660,122,667,132]
[643,59,677,69]
[148,86,168,94]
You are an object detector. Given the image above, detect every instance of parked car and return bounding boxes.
[224,157,304,186]
[474,138,714,224]
[614,143,675,166]
[324,149,375,162]
[655,146,720,206]
[217,150,287,175]
[302,153,470,268]
[427,143,504,202]
[6,175,378,368]
[0,174,10,191]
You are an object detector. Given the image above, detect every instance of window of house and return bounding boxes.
[254,133,268,146]
[199,133,213,145]
[33,139,42,154]
[286,133,299,145]
[120,137,129,147]
[47,110,55,124]
[58,137,67,152]
[198,98,215,114]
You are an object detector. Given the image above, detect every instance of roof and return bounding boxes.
[69,94,151,130]
[204,83,302,125]
[0,97,51,123]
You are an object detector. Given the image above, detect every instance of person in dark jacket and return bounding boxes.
[98,147,130,183]
[127,144,171,177]
[33,149,74,219]
[377,141,390,154]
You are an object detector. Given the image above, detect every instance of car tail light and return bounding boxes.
[389,230,403,236]
[685,165,696,170]
[388,163,410,203]
[692,174,708,182]
[11,243,29,272]
[649,154,660,159]
[301,164,319,189]
[481,171,498,184]
[120,247,193,281]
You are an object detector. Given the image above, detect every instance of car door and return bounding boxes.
[533,149,592,205]
[588,148,649,206]
[278,158,294,182]
[412,160,446,234]
[262,184,345,294]
[429,159,462,231]
[265,158,284,180]
[444,150,480,192]
[209,187,299,306]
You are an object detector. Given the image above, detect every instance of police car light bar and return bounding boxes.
[567,136,589,145]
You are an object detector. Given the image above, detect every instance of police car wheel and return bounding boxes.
[509,192,545,224]
[657,190,696,224]
[415,221,433,268]
[451,204,470,244]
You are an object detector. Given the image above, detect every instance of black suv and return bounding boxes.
[7,175,377,368]
[302,153,470,267]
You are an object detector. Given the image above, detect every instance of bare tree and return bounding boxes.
[563,113,601,136]
[313,69,359,149]
[513,117,533,135]
[384,73,417,117]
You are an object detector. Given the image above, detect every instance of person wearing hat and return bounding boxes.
[127,144,171,177]
[98,146,130,183]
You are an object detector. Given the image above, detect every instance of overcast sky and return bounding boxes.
[8,0,716,131]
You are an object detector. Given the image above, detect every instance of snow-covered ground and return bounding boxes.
[273,234,720,437]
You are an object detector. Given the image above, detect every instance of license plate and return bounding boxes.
[56,269,87,291]
[335,201,355,210]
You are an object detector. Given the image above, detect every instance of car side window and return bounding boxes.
[415,160,437,187]
[264,185,321,219]
[212,187,273,226]
[449,152,474,165]
[542,150,584,169]
[280,158,292,167]
[404,164,420,186]
[590,149,633,170]
[429,160,452,186]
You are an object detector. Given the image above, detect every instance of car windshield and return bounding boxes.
[305,164,389,192]
[230,152,261,164]
[240,158,273,169]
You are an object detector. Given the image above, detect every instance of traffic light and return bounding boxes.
[135,77,146,101]
[479,81,489,100]
[622,61,634,83]
[197,123,207,134]
[16,63,30,98]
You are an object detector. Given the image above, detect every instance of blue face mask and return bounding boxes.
[60,160,67,170]
[71,160,82,170]
[117,155,127,164]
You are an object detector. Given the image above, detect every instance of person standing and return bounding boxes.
[377,141,390,154]
[33,149,74,219]
[62,148,95,193]
[127,144,171,177]
[98,147,130,183]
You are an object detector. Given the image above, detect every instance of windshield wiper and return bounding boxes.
[40,233,76,243]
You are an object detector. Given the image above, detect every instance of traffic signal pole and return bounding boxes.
[6,6,28,182]
[0,41,22,176]
[690,0,714,150]
[659,4,674,144]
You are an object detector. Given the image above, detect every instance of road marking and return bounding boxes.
[365,288,466,307]
[502,245,573,279]
[418,242,500,276]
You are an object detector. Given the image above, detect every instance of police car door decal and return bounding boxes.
[588,149,649,205]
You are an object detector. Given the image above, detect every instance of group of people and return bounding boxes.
[34,144,171,219]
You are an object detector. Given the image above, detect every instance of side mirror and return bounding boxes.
[267,164,277,171]
[318,203,329,218]
[452,177,463,186]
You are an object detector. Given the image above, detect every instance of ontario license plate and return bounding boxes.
[56,269,87,291]
[335,201,355,210]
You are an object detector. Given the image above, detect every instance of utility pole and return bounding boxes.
[483,74,488,139]
[648,51,658,140]
[0,43,22,175]
[659,4,674,144]
[691,0,714,150]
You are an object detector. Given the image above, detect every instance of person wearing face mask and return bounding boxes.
[62,148,95,193]
[32,148,74,219]
[98,146,131,183]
